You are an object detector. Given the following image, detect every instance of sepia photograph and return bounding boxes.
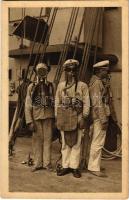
[1,0,128,199]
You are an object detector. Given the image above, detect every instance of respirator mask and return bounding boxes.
[65,65,78,79]
[37,67,48,81]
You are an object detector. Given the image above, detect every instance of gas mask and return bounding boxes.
[65,66,78,81]
[102,73,111,86]
[36,67,48,82]
[107,74,111,80]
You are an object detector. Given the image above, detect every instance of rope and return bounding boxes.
[9,8,45,151]
[80,8,94,69]
[79,8,95,78]
[57,8,79,80]
[54,8,77,84]
[102,124,122,160]
[63,8,79,59]
[13,8,44,121]
[93,8,103,64]
[16,8,57,127]
[31,8,58,83]
[84,8,100,67]
[54,8,76,85]
[73,8,86,59]
[54,8,79,89]
[39,8,58,63]
[28,8,53,80]
[81,8,99,81]
[31,8,52,69]
[24,8,43,81]
[9,8,58,151]
[82,9,101,81]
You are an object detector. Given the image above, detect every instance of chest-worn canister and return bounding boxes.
[31,82,54,108]
[61,84,83,114]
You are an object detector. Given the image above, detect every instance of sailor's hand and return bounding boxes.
[101,122,108,131]
[78,117,86,129]
[28,122,35,132]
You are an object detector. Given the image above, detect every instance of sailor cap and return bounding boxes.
[63,59,79,68]
[93,60,109,69]
[36,63,48,71]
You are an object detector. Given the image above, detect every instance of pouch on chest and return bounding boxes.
[32,83,52,107]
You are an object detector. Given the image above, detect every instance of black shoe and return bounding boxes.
[31,166,43,172]
[57,168,70,176]
[72,169,81,178]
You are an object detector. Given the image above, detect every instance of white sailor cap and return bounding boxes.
[93,60,109,69]
[63,59,79,69]
[36,63,48,71]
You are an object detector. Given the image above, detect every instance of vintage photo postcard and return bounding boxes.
[1,0,128,199]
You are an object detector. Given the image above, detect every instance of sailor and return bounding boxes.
[25,63,54,172]
[88,60,111,177]
[55,59,90,178]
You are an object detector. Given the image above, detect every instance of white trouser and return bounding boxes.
[61,129,83,169]
[88,119,106,172]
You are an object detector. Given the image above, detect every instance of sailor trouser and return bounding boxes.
[61,129,83,169]
[88,119,106,172]
[32,118,53,168]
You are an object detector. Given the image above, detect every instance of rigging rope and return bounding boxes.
[80,8,99,81]
[12,8,44,122]
[39,8,58,63]
[9,8,58,154]
[54,8,79,89]
[31,8,52,69]
[15,8,57,128]
[82,8,101,82]
[54,8,76,85]
[28,8,56,80]
[9,8,45,151]
[24,8,44,81]
[73,8,86,59]
[78,8,95,78]
[93,8,103,64]
[57,8,79,81]
[30,8,58,83]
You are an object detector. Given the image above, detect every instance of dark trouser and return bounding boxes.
[32,118,53,168]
